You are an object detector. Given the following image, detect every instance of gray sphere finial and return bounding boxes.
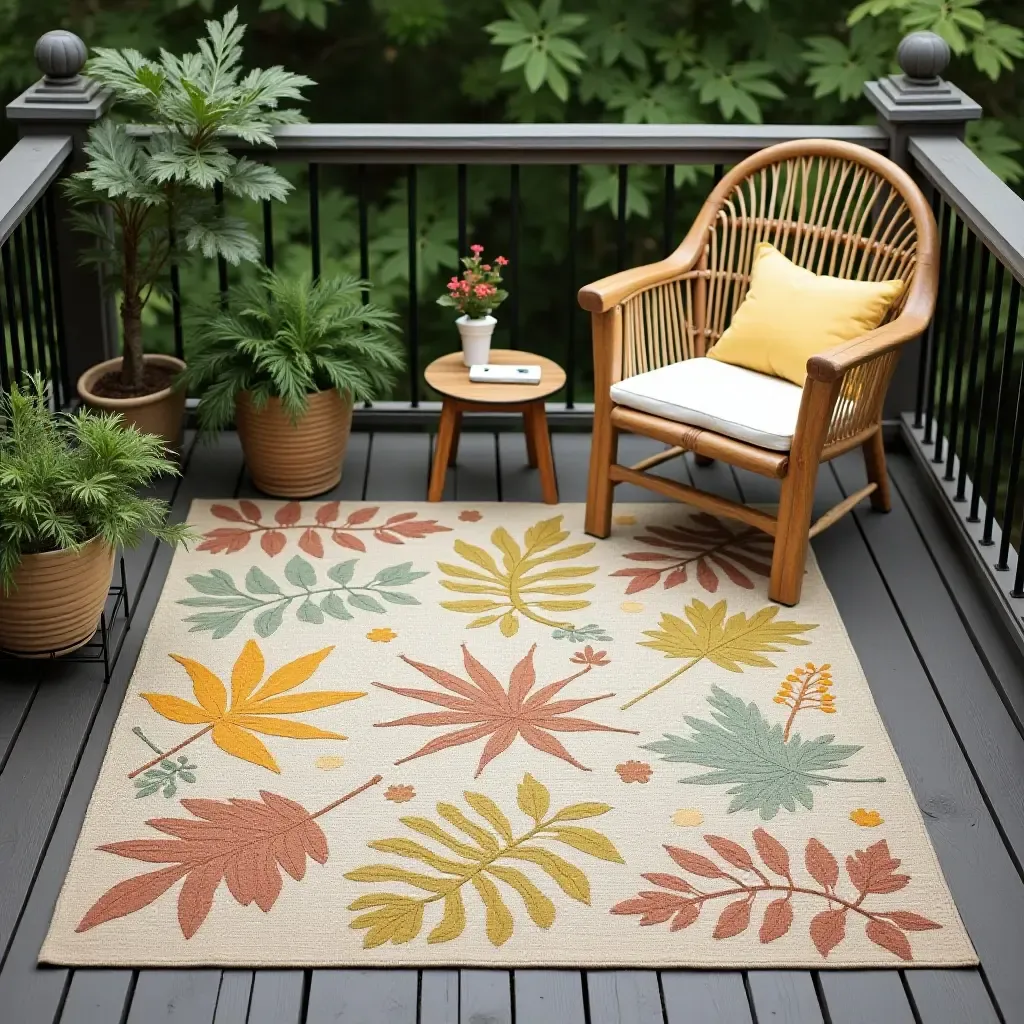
[35,30,87,81]
[897,31,950,83]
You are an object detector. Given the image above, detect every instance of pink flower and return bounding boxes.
[458,280,470,292]
[446,280,459,291]
[495,256,508,266]
[482,264,491,270]
[473,284,490,297]
[470,244,484,254]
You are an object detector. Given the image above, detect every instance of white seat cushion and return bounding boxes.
[610,357,803,452]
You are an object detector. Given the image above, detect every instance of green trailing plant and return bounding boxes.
[178,269,404,432]
[0,375,193,591]
[63,8,313,392]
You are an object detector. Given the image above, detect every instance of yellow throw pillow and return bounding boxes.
[707,242,904,386]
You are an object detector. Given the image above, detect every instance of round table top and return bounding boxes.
[424,349,566,404]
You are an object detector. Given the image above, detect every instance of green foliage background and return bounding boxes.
[1,0,1021,402]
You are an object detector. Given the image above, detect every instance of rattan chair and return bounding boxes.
[580,139,938,605]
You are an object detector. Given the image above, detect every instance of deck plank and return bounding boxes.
[125,971,222,1024]
[58,969,133,1024]
[660,972,752,1023]
[247,972,306,1024]
[452,430,499,501]
[459,970,511,1024]
[0,434,244,1024]
[214,972,254,1024]
[419,970,458,1024]
[744,972,824,1024]
[513,970,586,1024]
[364,433,431,500]
[817,973,915,1024]
[306,970,417,1024]
[585,971,664,1024]
[498,430,543,502]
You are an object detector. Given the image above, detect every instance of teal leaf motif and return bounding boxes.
[642,686,885,820]
[179,560,429,638]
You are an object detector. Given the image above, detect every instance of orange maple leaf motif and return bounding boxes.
[372,644,638,776]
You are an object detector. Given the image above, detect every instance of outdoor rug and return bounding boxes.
[42,501,977,968]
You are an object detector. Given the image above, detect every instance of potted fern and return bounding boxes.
[65,9,312,447]
[0,376,192,657]
[180,271,403,497]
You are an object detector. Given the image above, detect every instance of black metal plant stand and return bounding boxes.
[0,557,131,683]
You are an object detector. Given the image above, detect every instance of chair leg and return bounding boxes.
[585,420,617,538]
[862,430,891,512]
[769,466,818,606]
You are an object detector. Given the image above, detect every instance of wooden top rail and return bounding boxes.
[910,135,1024,286]
[0,135,70,246]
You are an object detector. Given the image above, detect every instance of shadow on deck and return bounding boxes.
[2,428,1024,1024]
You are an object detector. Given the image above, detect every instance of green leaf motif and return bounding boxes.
[346,773,620,948]
[642,686,885,820]
[179,559,428,638]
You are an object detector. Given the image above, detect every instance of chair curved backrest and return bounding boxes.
[615,140,937,384]
[696,139,934,354]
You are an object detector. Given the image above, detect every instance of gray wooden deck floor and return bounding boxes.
[2,428,1024,1024]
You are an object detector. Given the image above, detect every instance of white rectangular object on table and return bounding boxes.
[468,363,542,385]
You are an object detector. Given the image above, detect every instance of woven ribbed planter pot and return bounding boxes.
[235,388,353,498]
[77,354,187,452]
[0,538,114,657]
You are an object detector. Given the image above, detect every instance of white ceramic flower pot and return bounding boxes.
[456,315,496,366]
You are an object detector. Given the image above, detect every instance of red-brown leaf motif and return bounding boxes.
[703,834,755,871]
[753,827,790,877]
[665,846,726,878]
[299,529,324,558]
[76,778,380,938]
[332,531,366,552]
[276,503,302,526]
[805,838,839,889]
[211,504,245,522]
[759,897,793,943]
[713,897,752,938]
[810,909,847,957]
[262,531,287,557]
[866,918,913,961]
[846,840,909,895]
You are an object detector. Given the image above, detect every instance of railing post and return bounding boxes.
[6,30,115,391]
[864,31,981,420]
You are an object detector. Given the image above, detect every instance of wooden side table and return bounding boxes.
[425,350,566,503]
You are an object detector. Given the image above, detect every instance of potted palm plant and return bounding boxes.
[179,270,404,497]
[0,376,192,657]
[65,8,312,447]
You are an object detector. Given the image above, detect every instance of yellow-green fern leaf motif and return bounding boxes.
[438,516,602,638]
[623,599,817,710]
[345,773,622,947]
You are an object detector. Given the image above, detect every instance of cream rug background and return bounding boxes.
[42,500,977,968]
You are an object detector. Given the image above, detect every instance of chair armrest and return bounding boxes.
[578,261,703,314]
[805,312,930,383]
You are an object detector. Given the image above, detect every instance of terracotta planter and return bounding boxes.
[77,354,187,451]
[236,388,353,498]
[0,538,115,657]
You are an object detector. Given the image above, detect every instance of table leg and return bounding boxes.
[448,409,462,467]
[429,401,460,501]
[524,414,539,467]
[524,402,558,504]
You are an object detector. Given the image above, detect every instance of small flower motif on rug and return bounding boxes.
[612,830,942,962]
[346,773,623,948]
[198,502,450,557]
[616,760,653,784]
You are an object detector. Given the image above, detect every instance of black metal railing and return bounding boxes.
[153,124,888,414]
[907,134,1024,638]
[0,136,71,407]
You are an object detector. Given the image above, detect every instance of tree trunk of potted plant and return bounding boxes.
[235,388,354,498]
[76,257,187,450]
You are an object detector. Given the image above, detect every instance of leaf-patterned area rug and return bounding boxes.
[42,501,977,969]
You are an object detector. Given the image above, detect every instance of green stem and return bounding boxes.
[132,726,164,757]
[621,656,703,710]
[128,725,213,779]
[813,774,887,784]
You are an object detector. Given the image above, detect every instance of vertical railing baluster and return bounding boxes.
[915,187,942,428]
[944,229,976,481]
[713,164,724,185]
[662,165,675,258]
[407,165,418,407]
[969,258,1004,521]
[0,251,9,393]
[995,283,1023,571]
[2,240,23,382]
[509,164,520,350]
[214,182,228,309]
[262,200,275,271]
[44,190,67,405]
[12,225,34,375]
[616,164,628,271]
[357,164,369,306]
[567,164,578,409]
[924,201,951,444]
[23,212,47,378]
[457,164,467,260]
[957,243,990,502]
[309,163,321,282]
[984,277,1021,547]
[933,212,963,463]
[168,221,184,363]
[34,203,58,403]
